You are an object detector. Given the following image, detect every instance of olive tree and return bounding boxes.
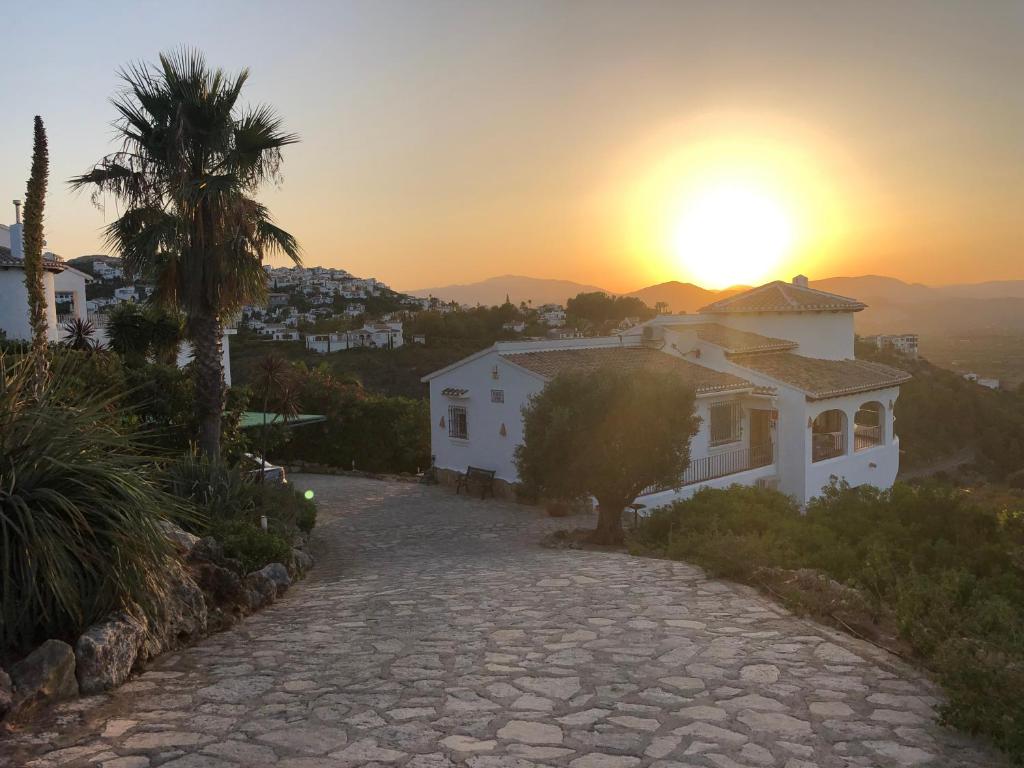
[515,366,700,544]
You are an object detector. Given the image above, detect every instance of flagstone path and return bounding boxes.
[3,474,1002,768]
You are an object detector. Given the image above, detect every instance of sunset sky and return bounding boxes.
[2,1,1022,292]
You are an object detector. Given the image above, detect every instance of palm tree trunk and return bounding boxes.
[191,312,224,459]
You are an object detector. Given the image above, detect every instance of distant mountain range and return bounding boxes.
[408,274,609,307]
[409,273,1024,335]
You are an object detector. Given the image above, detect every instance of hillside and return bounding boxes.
[407,275,610,306]
[624,281,726,314]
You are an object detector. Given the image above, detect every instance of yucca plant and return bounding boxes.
[0,353,190,656]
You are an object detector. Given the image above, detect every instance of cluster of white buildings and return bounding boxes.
[304,321,404,353]
[426,276,910,507]
[864,333,919,359]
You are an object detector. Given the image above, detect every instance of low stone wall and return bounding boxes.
[0,523,313,725]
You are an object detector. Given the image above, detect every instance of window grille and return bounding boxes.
[490,389,504,403]
[709,402,742,446]
[448,405,468,439]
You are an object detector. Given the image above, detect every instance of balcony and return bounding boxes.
[639,442,774,497]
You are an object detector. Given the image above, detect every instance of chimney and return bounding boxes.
[792,274,808,288]
[13,200,21,224]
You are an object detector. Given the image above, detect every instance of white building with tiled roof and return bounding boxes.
[423,275,909,505]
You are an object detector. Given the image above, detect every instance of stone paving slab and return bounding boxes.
[1,475,1004,768]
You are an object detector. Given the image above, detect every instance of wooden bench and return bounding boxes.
[455,466,496,499]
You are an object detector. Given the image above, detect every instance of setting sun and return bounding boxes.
[671,179,795,289]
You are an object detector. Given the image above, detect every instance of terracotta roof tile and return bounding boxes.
[501,346,754,395]
[668,322,798,354]
[0,246,66,273]
[700,281,866,313]
[730,352,910,400]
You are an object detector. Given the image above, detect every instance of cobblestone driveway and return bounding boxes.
[4,475,1001,768]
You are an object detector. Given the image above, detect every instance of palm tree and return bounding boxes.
[253,354,299,482]
[71,50,300,458]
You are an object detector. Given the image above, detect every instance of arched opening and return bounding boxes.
[855,401,884,451]
[812,409,847,462]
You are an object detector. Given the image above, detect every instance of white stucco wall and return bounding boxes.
[0,267,58,341]
[53,269,88,321]
[712,312,856,360]
[428,350,544,482]
[803,387,901,501]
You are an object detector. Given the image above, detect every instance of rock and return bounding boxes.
[497,720,563,744]
[140,561,208,661]
[291,548,314,576]
[189,536,224,564]
[158,520,200,556]
[193,562,244,605]
[8,639,78,719]
[244,570,277,611]
[255,562,291,597]
[0,667,12,719]
[75,611,146,694]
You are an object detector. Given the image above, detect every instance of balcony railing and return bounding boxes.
[639,441,774,497]
[854,425,882,452]
[812,432,845,462]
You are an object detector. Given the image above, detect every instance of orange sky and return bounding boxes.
[2,1,1022,292]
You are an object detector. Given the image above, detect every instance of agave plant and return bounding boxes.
[61,316,101,352]
[0,352,191,654]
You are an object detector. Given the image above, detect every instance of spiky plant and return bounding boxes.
[71,50,301,459]
[0,353,190,654]
[21,116,50,391]
[61,317,99,352]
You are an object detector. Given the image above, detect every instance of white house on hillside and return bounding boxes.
[0,202,65,342]
[424,276,910,506]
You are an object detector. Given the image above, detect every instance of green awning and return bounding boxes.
[239,411,327,429]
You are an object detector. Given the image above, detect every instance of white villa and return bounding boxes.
[424,276,910,506]
[305,322,404,354]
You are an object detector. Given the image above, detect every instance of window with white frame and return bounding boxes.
[490,389,504,403]
[448,405,468,439]
[709,401,742,446]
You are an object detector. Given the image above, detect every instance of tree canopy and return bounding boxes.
[515,366,700,543]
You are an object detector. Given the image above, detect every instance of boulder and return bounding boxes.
[139,561,208,661]
[9,639,78,719]
[193,561,244,606]
[189,536,224,564]
[75,611,146,694]
[257,562,292,596]
[291,548,314,577]
[243,570,277,611]
[0,667,12,719]
[157,520,200,557]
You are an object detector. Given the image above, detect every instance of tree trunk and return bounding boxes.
[591,497,627,545]
[191,312,224,460]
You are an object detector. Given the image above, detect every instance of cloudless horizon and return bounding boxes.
[2,0,1022,292]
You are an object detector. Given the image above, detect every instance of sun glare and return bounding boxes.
[612,115,856,290]
[672,180,795,289]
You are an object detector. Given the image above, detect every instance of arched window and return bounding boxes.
[855,401,884,451]
[812,409,847,462]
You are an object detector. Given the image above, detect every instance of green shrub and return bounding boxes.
[207,519,292,573]
[0,354,188,657]
[165,454,316,568]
